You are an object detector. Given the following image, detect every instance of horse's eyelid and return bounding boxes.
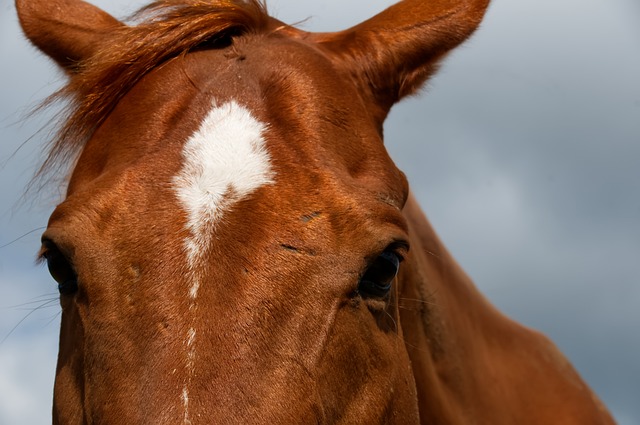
[389,241,410,259]
[36,248,48,264]
[40,238,72,260]
[36,239,56,263]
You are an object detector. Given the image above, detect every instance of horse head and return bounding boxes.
[17,0,613,423]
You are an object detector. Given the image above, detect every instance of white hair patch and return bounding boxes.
[174,99,274,272]
[173,100,274,423]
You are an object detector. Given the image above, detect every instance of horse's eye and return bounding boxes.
[42,241,78,295]
[358,251,401,299]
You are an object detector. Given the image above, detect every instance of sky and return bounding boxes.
[1,0,638,423]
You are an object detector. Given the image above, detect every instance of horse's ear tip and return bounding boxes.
[15,0,32,23]
[15,0,46,21]
[16,0,121,71]
[309,0,491,116]
[16,0,49,52]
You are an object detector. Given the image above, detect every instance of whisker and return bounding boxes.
[1,298,61,346]
[401,336,433,356]
[397,297,439,307]
[387,316,433,356]
[0,227,46,250]
[395,304,422,312]
[13,301,59,311]
[389,293,440,355]
[7,293,58,309]
[424,249,440,259]
[383,309,399,334]
[43,311,62,328]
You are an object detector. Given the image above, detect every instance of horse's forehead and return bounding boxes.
[65,34,404,217]
[184,35,371,123]
[174,100,275,267]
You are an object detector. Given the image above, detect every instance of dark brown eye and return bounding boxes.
[42,241,78,295]
[358,251,401,299]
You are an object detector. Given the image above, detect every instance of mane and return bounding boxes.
[37,0,269,182]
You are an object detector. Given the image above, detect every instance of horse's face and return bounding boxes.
[45,36,415,423]
[19,0,489,423]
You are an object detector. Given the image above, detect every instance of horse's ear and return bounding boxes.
[16,0,123,73]
[311,0,490,122]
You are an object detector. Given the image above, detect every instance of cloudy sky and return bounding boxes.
[1,0,638,423]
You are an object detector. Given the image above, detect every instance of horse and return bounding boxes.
[17,0,615,423]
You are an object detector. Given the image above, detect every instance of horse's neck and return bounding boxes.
[399,193,614,424]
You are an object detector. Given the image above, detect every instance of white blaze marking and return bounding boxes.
[173,100,274,423]
[175,100,274,274]
[182,387,191,425]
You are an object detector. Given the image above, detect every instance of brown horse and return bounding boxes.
[17,0,614,423]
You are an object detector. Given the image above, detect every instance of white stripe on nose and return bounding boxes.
[173,100,274,423]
